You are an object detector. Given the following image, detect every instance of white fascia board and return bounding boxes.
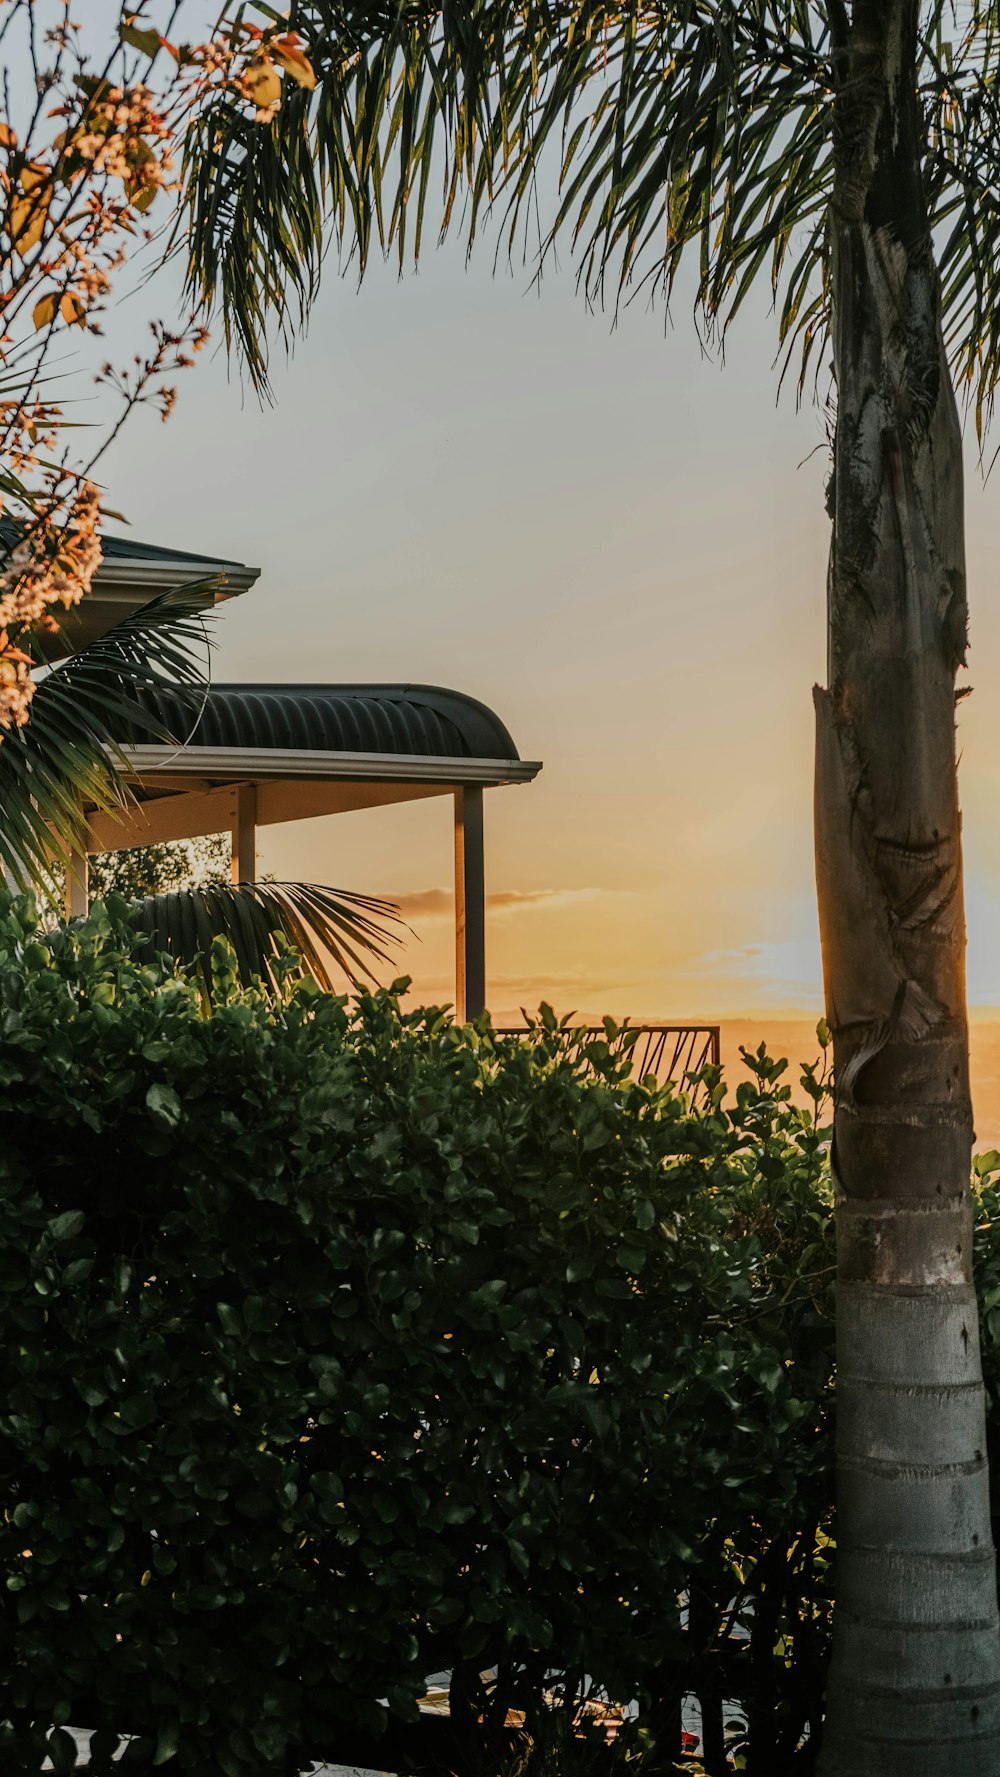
[93,558,260,600]
[122,745,543,787]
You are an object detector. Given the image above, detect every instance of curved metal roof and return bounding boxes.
[136,683,522,762]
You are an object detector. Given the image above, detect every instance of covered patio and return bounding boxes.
[56,532,716,1071]
[73,681,542,1019]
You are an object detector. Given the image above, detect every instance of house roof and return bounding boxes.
[97,534,249,567]
[0,519,254,578]
[86,681,540,849]
[136,682,522,762]
[90,533,259,599]
[4,526,261,660]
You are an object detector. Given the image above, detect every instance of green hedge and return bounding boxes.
[0,894,842,1773]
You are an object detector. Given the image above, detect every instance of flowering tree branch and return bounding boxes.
[0,0,314,733]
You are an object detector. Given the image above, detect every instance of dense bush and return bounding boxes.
[0,894,840,1774]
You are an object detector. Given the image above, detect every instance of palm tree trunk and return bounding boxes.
[813,0,1000,1769]
[815,3,1000,1771]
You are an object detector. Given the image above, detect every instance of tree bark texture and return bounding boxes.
[815,2,1000,1770]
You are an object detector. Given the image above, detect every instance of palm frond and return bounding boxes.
[180,0,1000,433]
[122,878,404,995]
[180,1,835,395]
[7,581,406,996]
[0,583,213,894]
[923,2,1000,450]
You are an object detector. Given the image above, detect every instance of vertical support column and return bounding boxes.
[64,844,89,921]
[454,786,485,1022]
[232,784,257,884]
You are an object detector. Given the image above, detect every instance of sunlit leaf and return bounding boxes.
[32,292,59,330]
[9,183,50,254]
[59,292,86,326]
[272,43,316,91]
[244,60,281,109]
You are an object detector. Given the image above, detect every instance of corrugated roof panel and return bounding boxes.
[130,683,521,762]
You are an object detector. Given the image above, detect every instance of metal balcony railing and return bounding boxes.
[496,1023,721,1095]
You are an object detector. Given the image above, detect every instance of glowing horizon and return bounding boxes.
[99,179,1000,1031]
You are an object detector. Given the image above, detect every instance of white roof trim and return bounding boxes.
[121,744,542,787]
[94,558,260,598]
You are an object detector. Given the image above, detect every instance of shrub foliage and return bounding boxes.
[0,894,841,1773]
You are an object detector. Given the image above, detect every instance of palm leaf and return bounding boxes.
[180,2,836,395]
[2,568,406,996]
[122,878,405,996]
[7,581,405,996]
[0,583,213,895]
[179,0,1000,433]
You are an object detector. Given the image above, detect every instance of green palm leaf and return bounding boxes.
[180,2,836,393]
[0,583,212,895]
[4,581,406,994]
[180,0,1000,427]
[123,878,404,995]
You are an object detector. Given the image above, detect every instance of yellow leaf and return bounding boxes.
[10,171,51,253]
[32,292,59,330]
[11,201,44,251]
[0,123,16,151]
[20,161,48,193]
[59,291,85,327]
[140,1569,152,1587]
[244,61,281,108]
[272,44,316,90]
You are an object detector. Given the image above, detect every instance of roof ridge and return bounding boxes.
[0,517,251,570]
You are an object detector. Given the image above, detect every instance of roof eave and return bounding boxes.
[93,557,260,598]
[121,744,542,788]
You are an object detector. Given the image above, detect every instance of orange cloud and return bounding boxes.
[390,888,453,918]
[390,886,620,919]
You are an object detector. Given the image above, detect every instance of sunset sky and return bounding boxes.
[93,125,1000,1026]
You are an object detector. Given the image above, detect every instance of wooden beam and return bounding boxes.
[232,783,257,883]
[454,787,485,1022]
[64,845,88,920]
